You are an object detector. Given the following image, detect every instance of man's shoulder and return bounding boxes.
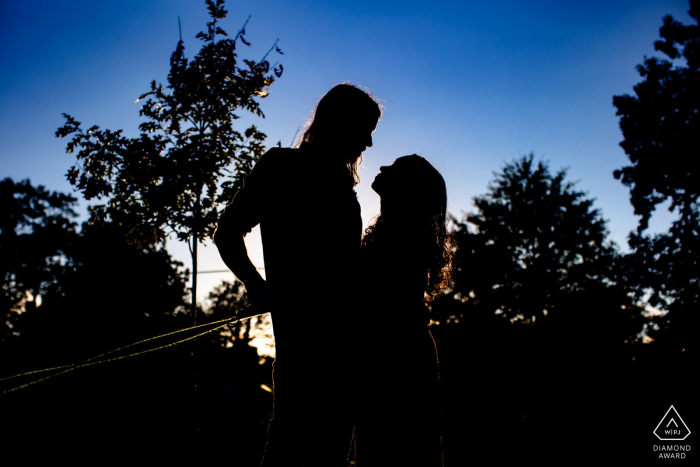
[257,147,298,168]
[246,147,298,182]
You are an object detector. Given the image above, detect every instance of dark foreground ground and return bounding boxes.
[2,330,695,466]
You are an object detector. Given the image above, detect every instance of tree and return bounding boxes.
[56,0,283,324]
[1,178,189,376]
[428,157,644,464]
[443,155,637,338]
[203,279,253,348]
[612,0,699,348]
[612,0,699,232]
[1,178,79,341]
[12,220,189,365]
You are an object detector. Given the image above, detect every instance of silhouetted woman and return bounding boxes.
[214,83,381,466]
[354,155,451,466]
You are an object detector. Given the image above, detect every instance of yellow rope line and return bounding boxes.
[1,309,259,394]
[3,367,79,395]
[0,314,241,382]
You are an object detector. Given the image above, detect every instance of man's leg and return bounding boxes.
[261,360,354,467]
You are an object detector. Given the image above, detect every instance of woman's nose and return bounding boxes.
[366,134,373,148]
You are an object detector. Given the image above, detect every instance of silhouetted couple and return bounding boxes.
[215,83,451,466]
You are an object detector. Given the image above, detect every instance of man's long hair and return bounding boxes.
[296,83,382,186]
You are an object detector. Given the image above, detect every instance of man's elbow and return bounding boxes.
[213,223,228,250]
[214,224,245,256]
[212,226,221,246]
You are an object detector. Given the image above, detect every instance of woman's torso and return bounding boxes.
[354,224,442,465]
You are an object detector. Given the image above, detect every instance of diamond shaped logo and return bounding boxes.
[654,405,691,441]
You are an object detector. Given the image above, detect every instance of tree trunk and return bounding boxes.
[191,234,198,326]
[191,186,201,325]
[191,187,201,434]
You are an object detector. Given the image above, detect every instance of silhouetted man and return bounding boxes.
[214,84,381,466]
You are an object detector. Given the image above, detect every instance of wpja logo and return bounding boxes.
[653,405,691,459]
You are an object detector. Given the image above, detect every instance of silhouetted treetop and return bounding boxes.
[611,1,699,349]
[55,0,283,319]
[448,155,620,326]
[612,0,699,232]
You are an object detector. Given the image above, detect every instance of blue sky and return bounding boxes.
[0,0,692,304]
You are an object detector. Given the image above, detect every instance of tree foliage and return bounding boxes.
[612,0,699,348]
[612,1,699,231]
[617,215,699,341]
[1,178,79,340]
[0,178,189,368]
[56,0,283,316]
[202,279,272,350]
[427,158,645,467]
[444,156,636,337]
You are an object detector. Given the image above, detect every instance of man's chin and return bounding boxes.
[341,152,363,165]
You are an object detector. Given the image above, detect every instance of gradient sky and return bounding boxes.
[0,0,692,308]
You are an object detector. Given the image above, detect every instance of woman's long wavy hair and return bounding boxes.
[362,155,453,300]
[295,83,382,186]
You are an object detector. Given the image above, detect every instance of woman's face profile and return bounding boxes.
[373,155,445,221]
[372,155,418,200]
